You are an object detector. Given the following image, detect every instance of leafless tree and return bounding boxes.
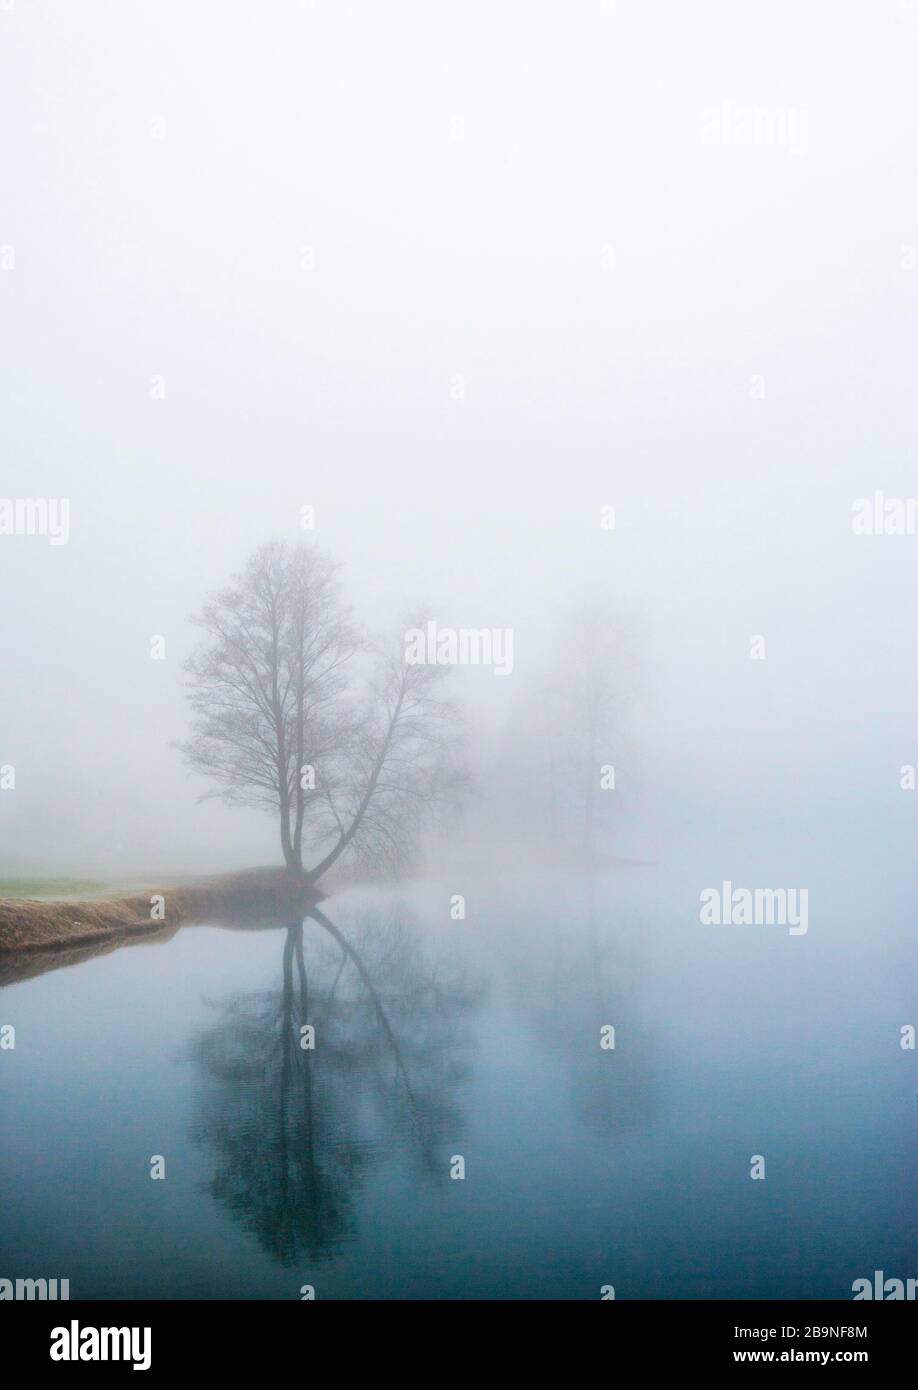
[308,629,467,881]
[561,599,626,856]
[491,594,639,863]
[179,545,464,881]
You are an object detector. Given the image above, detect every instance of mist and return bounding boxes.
[2,1,915,884]
[4,2,918,1327]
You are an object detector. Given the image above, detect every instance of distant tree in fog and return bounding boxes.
[558,599,630,856]
[495,596,638,863]
[179,542,464,880]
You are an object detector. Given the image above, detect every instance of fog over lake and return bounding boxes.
[1,1,916,1305]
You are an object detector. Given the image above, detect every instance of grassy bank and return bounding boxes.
[0,868,321,955]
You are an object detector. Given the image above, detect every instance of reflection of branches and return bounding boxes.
[189,904,483,1267]
[191,922,354,1263]
[307,907,419,1112]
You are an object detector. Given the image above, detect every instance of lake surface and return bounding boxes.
[1,861,915,1299]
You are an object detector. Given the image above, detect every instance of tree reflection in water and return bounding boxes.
[189,904,483,1266]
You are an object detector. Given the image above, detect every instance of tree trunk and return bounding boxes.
[281,817,301,873]
[306,685,404,883]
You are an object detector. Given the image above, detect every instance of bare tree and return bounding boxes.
[180,547,464,881]
[554,597,640,859]
[489,594,639,864]
[308,630,466,881]
[178,541,358,874]
[566,602,620,855]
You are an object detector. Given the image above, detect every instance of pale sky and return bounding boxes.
[2,0,917,873]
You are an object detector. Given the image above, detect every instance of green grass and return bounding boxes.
[0,877,125,900]
[0,874,203,901]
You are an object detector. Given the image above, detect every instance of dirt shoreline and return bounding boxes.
[0,868,322,955]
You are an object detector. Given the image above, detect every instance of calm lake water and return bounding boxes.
[1,861,915,1299]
